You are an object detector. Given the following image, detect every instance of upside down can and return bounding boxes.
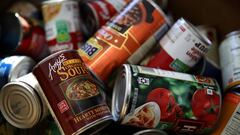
[112,64,221,134]
[78,0,170,81]
[42,0,83,53]
[219,30,240,91]
[33,50,113,135]
[0,73,48,129]
[147,18,212,73]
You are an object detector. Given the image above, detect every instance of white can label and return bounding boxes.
[221,103,240,135]
[160,19,209,70]
[219,34,240,89]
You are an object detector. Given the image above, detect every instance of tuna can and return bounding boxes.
[78,0,170,81]
[42,0,83,53]
[0,73,48,129]
[33,50,113,135]
[112,64,221,134]
[211,86,240,135]
[146,18,212,73]
[133,129,168,135]
[219,30,240,91]
[0,12,50,61]
[79,0,129,39]
[0,56,35,89]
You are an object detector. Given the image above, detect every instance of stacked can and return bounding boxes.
[0,12,50,61]
[33,50,113,135]
[146,18,212,73]
[78,0,170,81]
[41,0,83,53]
[0,73,48,129]
[112,64,221,134]
[79,0,130,39]
[219,30,240,91]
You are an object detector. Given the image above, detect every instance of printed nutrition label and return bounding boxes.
[221,104,240,135]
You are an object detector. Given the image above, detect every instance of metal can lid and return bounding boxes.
[0,81,42,128]
[8,56,35,82]
[42,0,76,5]
[112,64,132,121]
[179,17,212,47]
[133,129,168,135]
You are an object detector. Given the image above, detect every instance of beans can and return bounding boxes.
[0,56,35,89]
[211,87,240,135]
[146,18,212,73]
[78,0,170,81]
[33,50,113,135]
[79,0,129,39]
[219,30,240,91]
[112,64,221,134]
[42,0,83,53]
[0,12,50,61]
[133,129,168,135]
[0,73,48,129]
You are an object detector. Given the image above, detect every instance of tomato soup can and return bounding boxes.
[0,73,48,128]
[219,30,240,91]
[211,87,240,135]
[32,50,113,135]
[146,18,212,73]
[0,56,35,89]
[0,12,50,61]
[133,129,168,135]
[78,0,170,81]
[112,64,221,134]
[42,0,83,53]
[80,0,129,39]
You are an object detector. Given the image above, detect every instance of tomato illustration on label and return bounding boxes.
[146,88,183,122]
[191,89,220,126]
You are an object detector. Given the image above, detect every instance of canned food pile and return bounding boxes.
[0,0,239,135]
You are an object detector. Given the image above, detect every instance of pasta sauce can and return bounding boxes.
[42,0,83,53]
[146,18,212,73]
[78,0,170,81]
[112,64,221,134]
[219,30,240,91]
[33,50,113,135]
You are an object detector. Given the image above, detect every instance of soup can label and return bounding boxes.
[78,0,170,81]
[112,64,221,134]
[33,50,112,135]
[42,0,83,53]
[219,31,240,90]
[147,18,211,73]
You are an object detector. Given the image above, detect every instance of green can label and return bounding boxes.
[122,65,221,134]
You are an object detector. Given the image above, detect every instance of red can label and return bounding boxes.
[78,0,169,81]
[42,0,83,53]
[33,50,112,135]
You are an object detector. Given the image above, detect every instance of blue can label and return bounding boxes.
[0,59,12,88]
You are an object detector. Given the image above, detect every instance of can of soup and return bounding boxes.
[42,0,83,53]
[78,0,170,81]
[0,73,48,129]
[0,12,50,61]
[211,86,240,135]
[79,0,129,39]
[219,30,240,91]
[33,50,113,135]
[112,64,221,134]
[0,56,35,89]
[146,18,212,73]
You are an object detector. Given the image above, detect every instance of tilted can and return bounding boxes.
[79,0,130,39]
[219,30,240,91]
[33,50,113,135]
[0,73,48,129]
[42,0,83,53]
[0,12,50,61]
[112,64,221,134]
[146,18,212,73]
[78,0,170,81]
[0,56,35,88]
[211,86,240,135]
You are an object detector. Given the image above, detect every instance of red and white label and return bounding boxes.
[57,100,69,113]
